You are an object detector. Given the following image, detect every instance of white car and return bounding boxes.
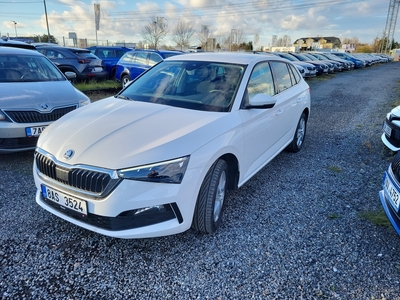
[382,105,400,151]
[0,46,90,153]
[33,52,311,239]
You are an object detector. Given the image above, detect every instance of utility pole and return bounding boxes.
[381,0,400,53]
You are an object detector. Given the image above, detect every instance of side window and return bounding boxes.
[270,61,293,93]
[95,49,106,58]
[289,64,301,84]
[247,62,275,100]
[149,53,162,66]
[116,50,127,58]
[121,52,135,63]
[134,52,148,65]
[47,50,64,59]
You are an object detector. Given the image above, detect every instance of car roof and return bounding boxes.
[0,46,42,55]
[0,37,36,50]
[135,49,182,54]
[165,52,286,65]
[32,42,61,47]
[36,45,91,52]
[87,46,132,50]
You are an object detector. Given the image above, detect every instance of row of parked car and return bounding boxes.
[257,50,393,79]
[32,43,184,88]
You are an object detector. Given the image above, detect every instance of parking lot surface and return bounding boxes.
[1,62,400,299]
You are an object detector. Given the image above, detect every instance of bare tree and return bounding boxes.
[275,35,292,47]
[141,17,168,49]
[171,20,195,51]
[195,25,210,50]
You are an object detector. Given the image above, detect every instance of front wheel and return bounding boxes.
[287,112,307,152]
[192,159,228,234]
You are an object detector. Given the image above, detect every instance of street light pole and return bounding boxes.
[11,20,17,38]
[43,0,51,42]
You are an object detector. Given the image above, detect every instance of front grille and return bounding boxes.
[384,119,400,148]
[5,105,77,123]
[35,151,119,195]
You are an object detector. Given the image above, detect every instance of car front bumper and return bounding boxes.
[34,160,202,239]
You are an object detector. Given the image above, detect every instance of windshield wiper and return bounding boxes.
[115,95,132,101]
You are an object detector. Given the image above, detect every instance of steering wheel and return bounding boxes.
[21,72,35,80]
[209,89,228,95]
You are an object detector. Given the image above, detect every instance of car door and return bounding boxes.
[129,51,149,80]
[239,61,286,179]
[269,61,304,138]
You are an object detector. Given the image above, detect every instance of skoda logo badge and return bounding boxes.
[40,103,49,110]
[64,149,75,160]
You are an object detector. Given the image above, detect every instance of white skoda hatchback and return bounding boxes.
[33,52,311,239]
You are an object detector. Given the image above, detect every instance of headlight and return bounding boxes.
[79,99,91,107]
[0,111,7,121]
[117,156,190,183]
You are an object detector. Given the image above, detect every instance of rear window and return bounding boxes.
[76,52,98,59]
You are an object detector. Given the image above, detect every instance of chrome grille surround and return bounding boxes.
[4,105,77,123]
[34,148,121,198]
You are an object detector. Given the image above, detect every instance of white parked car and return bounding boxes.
[0,46,90,153]
[382,105,400,151]
[33,52,311,239]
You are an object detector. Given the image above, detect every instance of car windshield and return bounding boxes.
[277,53,297,61]
[119,60,245,112]
[0,54,66,82]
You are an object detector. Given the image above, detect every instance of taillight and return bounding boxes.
[78,59,91,64]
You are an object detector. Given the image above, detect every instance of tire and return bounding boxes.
[287,112,307,152]
[110,68,117,81]
[192,159,228,234]
[121,74,131,88]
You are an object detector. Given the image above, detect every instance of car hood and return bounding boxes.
[37,97,234,169]
[390,106,400,118]
[0,81,87,109]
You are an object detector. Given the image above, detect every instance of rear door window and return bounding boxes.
[270,61,293,93]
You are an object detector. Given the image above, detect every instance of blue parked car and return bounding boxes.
[330,52,366,69]
[115,49,183,87]
[87,46,133,79]
[379,152,400,236]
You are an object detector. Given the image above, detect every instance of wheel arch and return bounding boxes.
[220,153,240,191]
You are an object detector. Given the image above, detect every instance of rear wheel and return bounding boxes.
[122,74,131,88]
[192,159,228,234]
[287,112,307,152]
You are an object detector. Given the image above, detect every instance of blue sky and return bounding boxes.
[0,0,391,48]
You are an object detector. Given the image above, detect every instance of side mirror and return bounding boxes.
[64,71,77,80]
[248,93,276,109]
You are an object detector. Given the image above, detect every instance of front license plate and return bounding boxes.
[26,126,47,137]
[384,174,400,212]
[41,185,88,215]
[383,122,392,137]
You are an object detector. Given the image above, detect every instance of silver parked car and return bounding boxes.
[0,47,91,153]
